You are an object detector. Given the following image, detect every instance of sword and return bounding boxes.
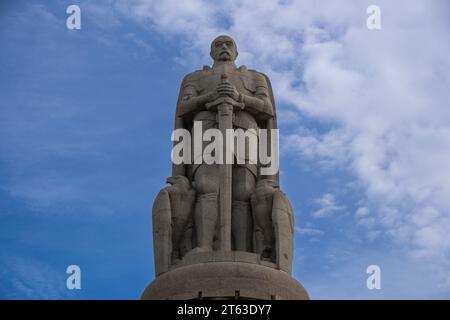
[205,73,243,251]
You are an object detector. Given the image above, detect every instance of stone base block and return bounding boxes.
[141,261,309,300]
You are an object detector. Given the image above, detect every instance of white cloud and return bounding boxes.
[283,127,351,168]
[0,254,69,299]
[312,193,346,218]
[355,207,369,218]
[124,32,153,55]
[295,227,325,238]
[86,0,450,295]
[303,246,450,299]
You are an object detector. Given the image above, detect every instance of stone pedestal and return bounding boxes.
[141,251,309,300]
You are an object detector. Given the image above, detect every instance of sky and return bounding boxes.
[0,0,449,299]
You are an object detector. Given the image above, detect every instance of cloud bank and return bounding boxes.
[110,0,450,293]
[3,0,448,298]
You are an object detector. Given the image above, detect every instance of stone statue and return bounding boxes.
[146,35,307,299]
[174,35,277,255]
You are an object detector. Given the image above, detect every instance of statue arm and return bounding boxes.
[172,116,186,177]
[240,76,274,120]
[172,76,211,177]
[177,84,212,117]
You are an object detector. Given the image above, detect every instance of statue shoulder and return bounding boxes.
[251,70,271,83]
[239,66,270,84]
[183,66,211,82]
[184,65,211,80]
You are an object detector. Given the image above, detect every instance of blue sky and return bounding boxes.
[1,0,449,299]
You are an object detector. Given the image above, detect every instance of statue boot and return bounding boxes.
[193,192,218,252]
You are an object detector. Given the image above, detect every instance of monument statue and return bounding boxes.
[142,35,309,300]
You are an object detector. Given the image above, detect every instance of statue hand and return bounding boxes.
[206,88,244,111]
[216,83,240,101]
[205,92,219,111]
[208,91,219,102]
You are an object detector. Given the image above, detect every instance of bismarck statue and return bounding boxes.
[142,35,309,300]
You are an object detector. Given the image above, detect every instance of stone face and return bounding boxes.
[146,35,308,299]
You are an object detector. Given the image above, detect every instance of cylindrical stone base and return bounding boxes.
[141,261,309,300]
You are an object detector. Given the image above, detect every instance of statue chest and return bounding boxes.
[197,71,255,96]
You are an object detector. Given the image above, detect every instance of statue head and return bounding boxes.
[210,35,238,63]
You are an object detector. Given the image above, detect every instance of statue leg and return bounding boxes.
[231,166,255,252]
[193,164,219,252]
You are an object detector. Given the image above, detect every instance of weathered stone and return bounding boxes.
[234,251,259,264]
[144,35,308,299]
[142,262,309,300]
[213,250,235,262]
[272,190,295,273]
